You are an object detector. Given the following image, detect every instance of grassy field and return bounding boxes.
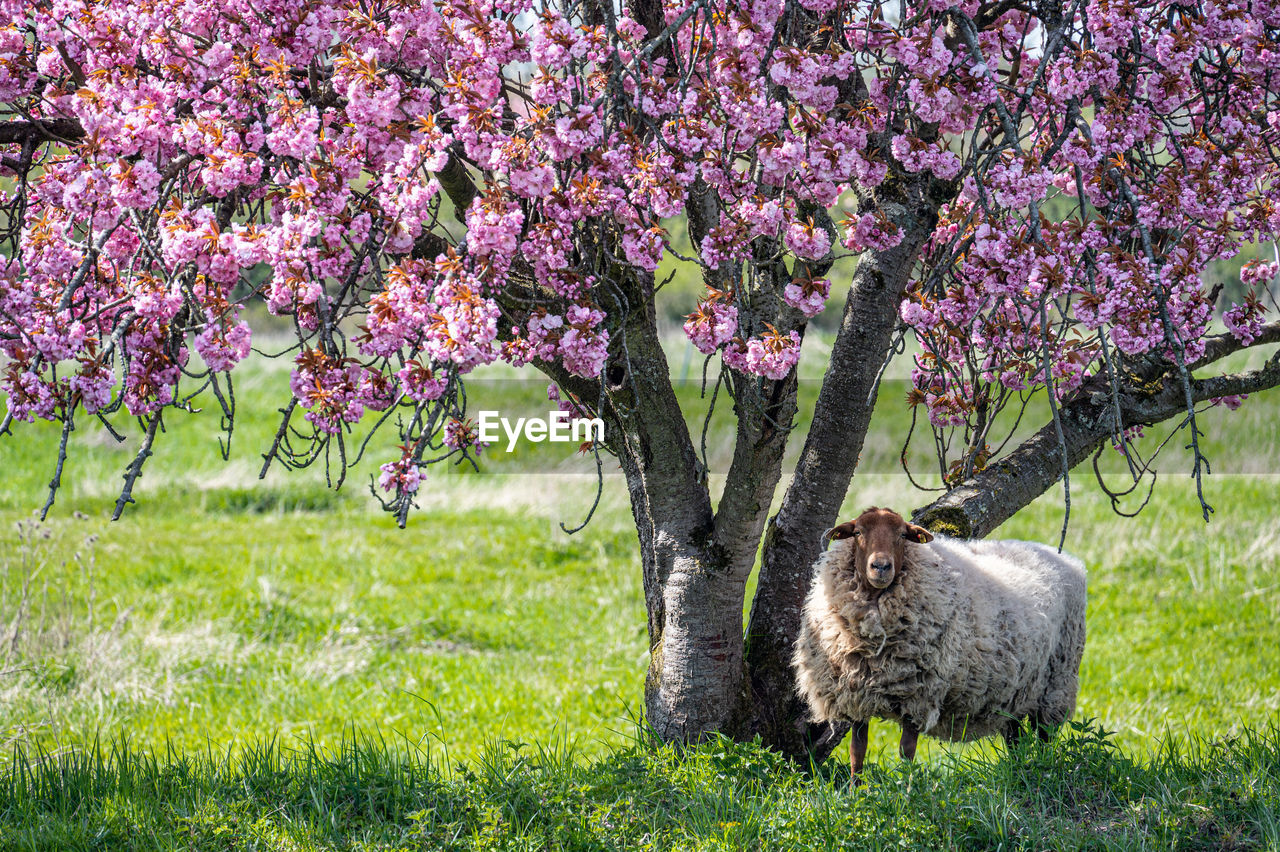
[3,720,1278,851]
[1,337,1279,849]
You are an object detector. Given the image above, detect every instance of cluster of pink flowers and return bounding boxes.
[502,303,609,377]
[722,327,802,381]
[442,417,486,454]
[194,316,253,373]
[784,220,832,261]
[843,213,904,253]
[893,0,1280,440]
[396,359,449,403]
[684,295,739,356]
[1225,262,1276,345]
[783,276,831,319]
[890,135,962,181]
[0,0,1276,506]
[289,349,393,435]
[378,453,424,495]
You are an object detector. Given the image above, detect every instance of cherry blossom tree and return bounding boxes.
[3,0,1280,758]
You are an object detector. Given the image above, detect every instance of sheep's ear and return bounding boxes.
[904,524,934,544]
[824,522,858,544]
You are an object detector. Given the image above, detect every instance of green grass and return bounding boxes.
[0,498,647,762]
[2,720,1278,850]
[2,340,1280,848]
[4,469,1278,766]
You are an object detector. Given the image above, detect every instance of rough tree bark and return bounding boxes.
[730,178,947,757]
[571,165,959,750]
[913,331,1280,539]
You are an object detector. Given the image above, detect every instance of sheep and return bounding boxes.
[791,506,1086,783]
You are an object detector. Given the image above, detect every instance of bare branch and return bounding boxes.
[40,414,74,521]
[913,351,1280,539]
[113,412,162,521]
[0,118,84,145]
[1191,322,1280,371]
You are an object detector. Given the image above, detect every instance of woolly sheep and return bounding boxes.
[792,507,1087,783]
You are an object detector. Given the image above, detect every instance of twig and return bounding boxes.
[865,326,906,408]
[40,414,74,520]
[1038,296,1071,550]
[260,399,299,478]
[560,442,607,535]
[112,412,162,520]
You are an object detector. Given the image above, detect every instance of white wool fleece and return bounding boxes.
[792,535,1087,741]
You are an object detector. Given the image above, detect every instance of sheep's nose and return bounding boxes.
[870,558,892,573]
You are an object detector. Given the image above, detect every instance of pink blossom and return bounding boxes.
[736,327,801,381]
[684,296,738,355]
[0,0,1274,521]
[1224,298,1265,345]
[379,455,423,494]
[783,276,831,318]
[443,418,486,453]
[194,318,252,372]
[784,219,832,261]
[621,225,666,271]
[1210,395,1248,410]
[71,362,114,413]
[396,360,449,402]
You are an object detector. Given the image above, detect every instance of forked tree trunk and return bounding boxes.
[592,293,749,741]
[585,175,949,751]
[565,168,1280,762]
[729,227,935,758]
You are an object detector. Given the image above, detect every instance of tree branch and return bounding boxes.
[0,118,84,145]
[913,349,1280,539]
[711,252,812,578]
[733,170,952,754]
[434,152,478,221]
[1191,322,1280,371]
[711,367,800,579]
[113,412,162,520]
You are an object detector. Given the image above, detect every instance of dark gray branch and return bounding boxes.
[0,118,84,145]
[712,368,800,580]
[113,412,162,520]
[913,351,1280,540]
[733,170,951,756]
[1191,322,1280,371]
[711,254,811,579]
[433,152,478,220]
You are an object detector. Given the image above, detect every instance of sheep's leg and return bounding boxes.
[849,719,869,786]
[899,723,918,762]
[1032,713,1056,743]
[1003,719,1025,752]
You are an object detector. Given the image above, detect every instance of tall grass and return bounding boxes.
[2,719,1278,851]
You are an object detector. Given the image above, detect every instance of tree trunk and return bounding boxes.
[576,176,1280,760]
[595,295,759,741]
[730,195,944,759]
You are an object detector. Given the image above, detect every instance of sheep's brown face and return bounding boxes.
[827,507,934,590]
